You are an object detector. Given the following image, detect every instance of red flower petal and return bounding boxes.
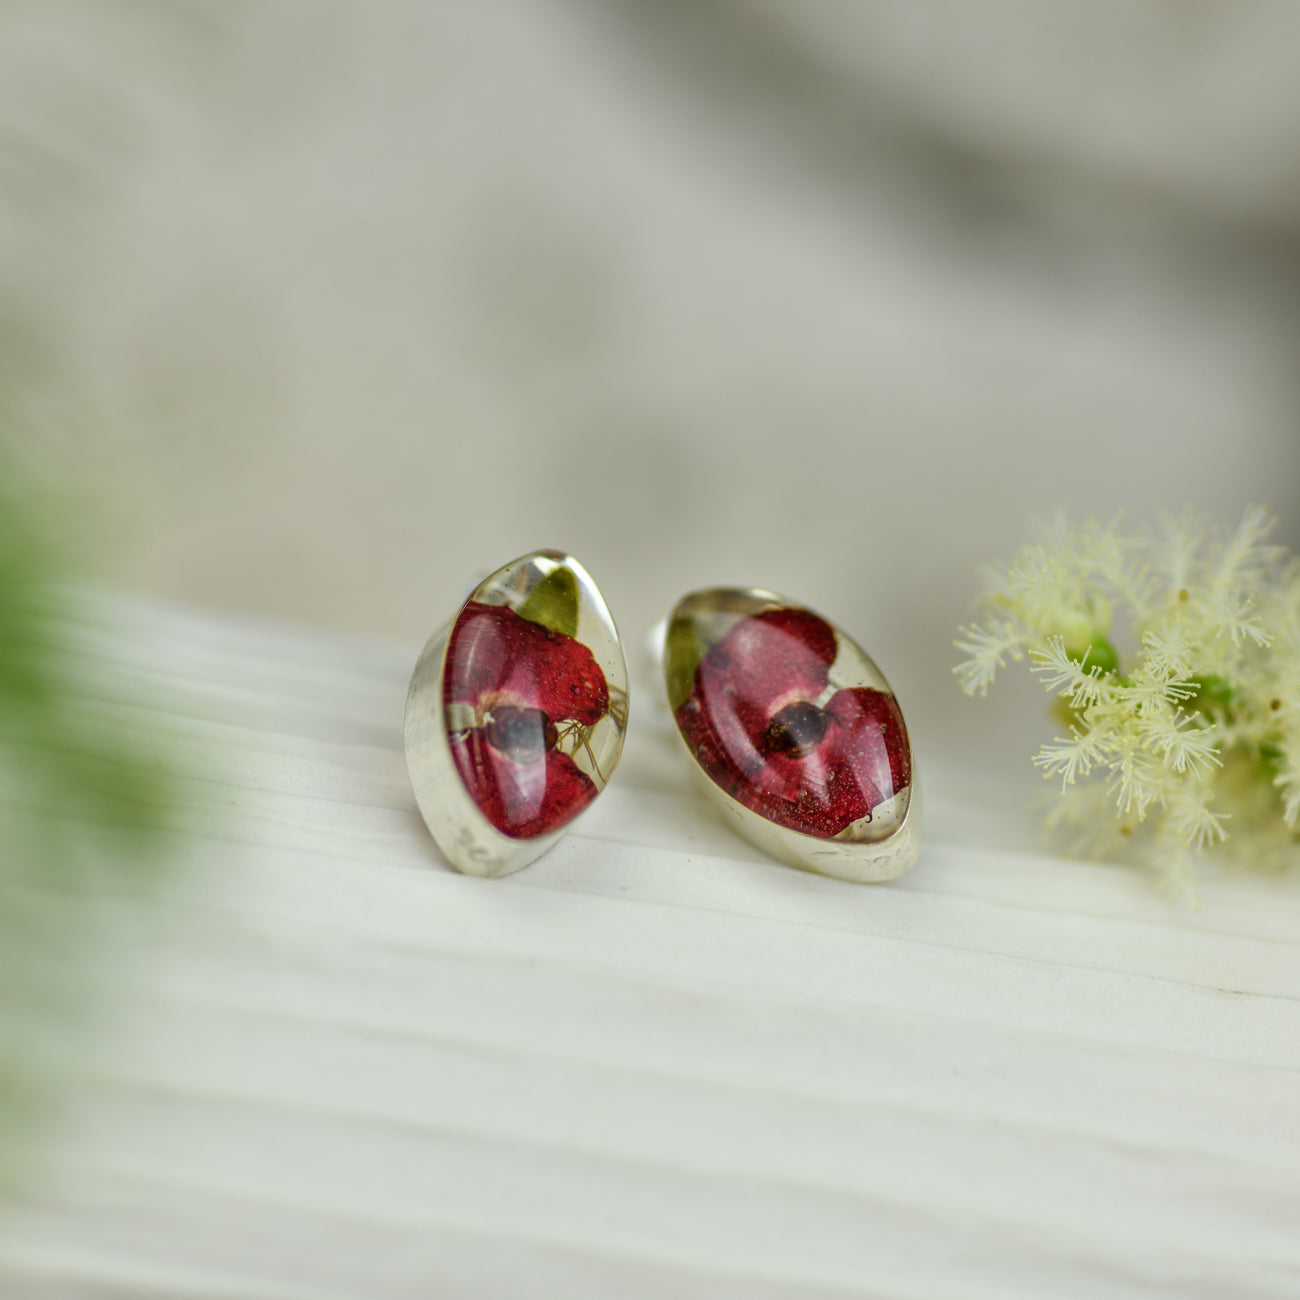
[675,611,911,840]
[824,687,912,800]
[444,601,608,725]
[675,606,838,804]
[739,740,878,838]
[449,731,598,839]
[694,607,836,717]
[737,688,910,838]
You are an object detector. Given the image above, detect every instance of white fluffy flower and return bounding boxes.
[955,507,1300,883]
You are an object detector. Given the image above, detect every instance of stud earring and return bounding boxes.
[405,550,628,877]
[659,587,919,882]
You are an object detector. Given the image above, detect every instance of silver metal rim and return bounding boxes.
[403,551,623,879]
[661,588,922,884]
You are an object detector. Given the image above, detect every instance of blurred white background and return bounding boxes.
[4,0,1299,765]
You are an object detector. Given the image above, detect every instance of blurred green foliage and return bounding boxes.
[0,477,175,1189]
[0,0,211,1191]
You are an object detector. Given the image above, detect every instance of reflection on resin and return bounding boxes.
[443,557,627,839]
[667,592,911,840]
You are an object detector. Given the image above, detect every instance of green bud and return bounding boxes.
[1190,674,1238,718]
[1068,636,1119,676]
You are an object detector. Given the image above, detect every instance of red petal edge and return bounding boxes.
[694,607,837,718]
[445,602,608,725]
[675,606,911,839]
[449,732,598,840]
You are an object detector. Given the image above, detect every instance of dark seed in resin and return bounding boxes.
[443,597,611,839]
[763,701,829,759]
[667,600,912,840]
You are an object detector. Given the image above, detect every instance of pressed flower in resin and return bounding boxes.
[667,592,912,841]
[443,600,610,838]
[404,553,628,870]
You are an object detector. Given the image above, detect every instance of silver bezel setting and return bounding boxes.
[662,587,922,884]
[404,550,626,878]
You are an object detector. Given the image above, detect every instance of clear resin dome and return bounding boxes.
[406,551,627,876]
[665,588,911,845]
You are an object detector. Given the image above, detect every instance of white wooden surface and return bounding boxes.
[2,596,1299,1298]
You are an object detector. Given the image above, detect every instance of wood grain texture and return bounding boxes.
[2,595,1298,1298]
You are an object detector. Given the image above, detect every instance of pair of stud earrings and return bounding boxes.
[404,550,920,884]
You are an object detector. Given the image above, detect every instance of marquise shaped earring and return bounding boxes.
[659,587,920,883]
[405,550,628,877]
